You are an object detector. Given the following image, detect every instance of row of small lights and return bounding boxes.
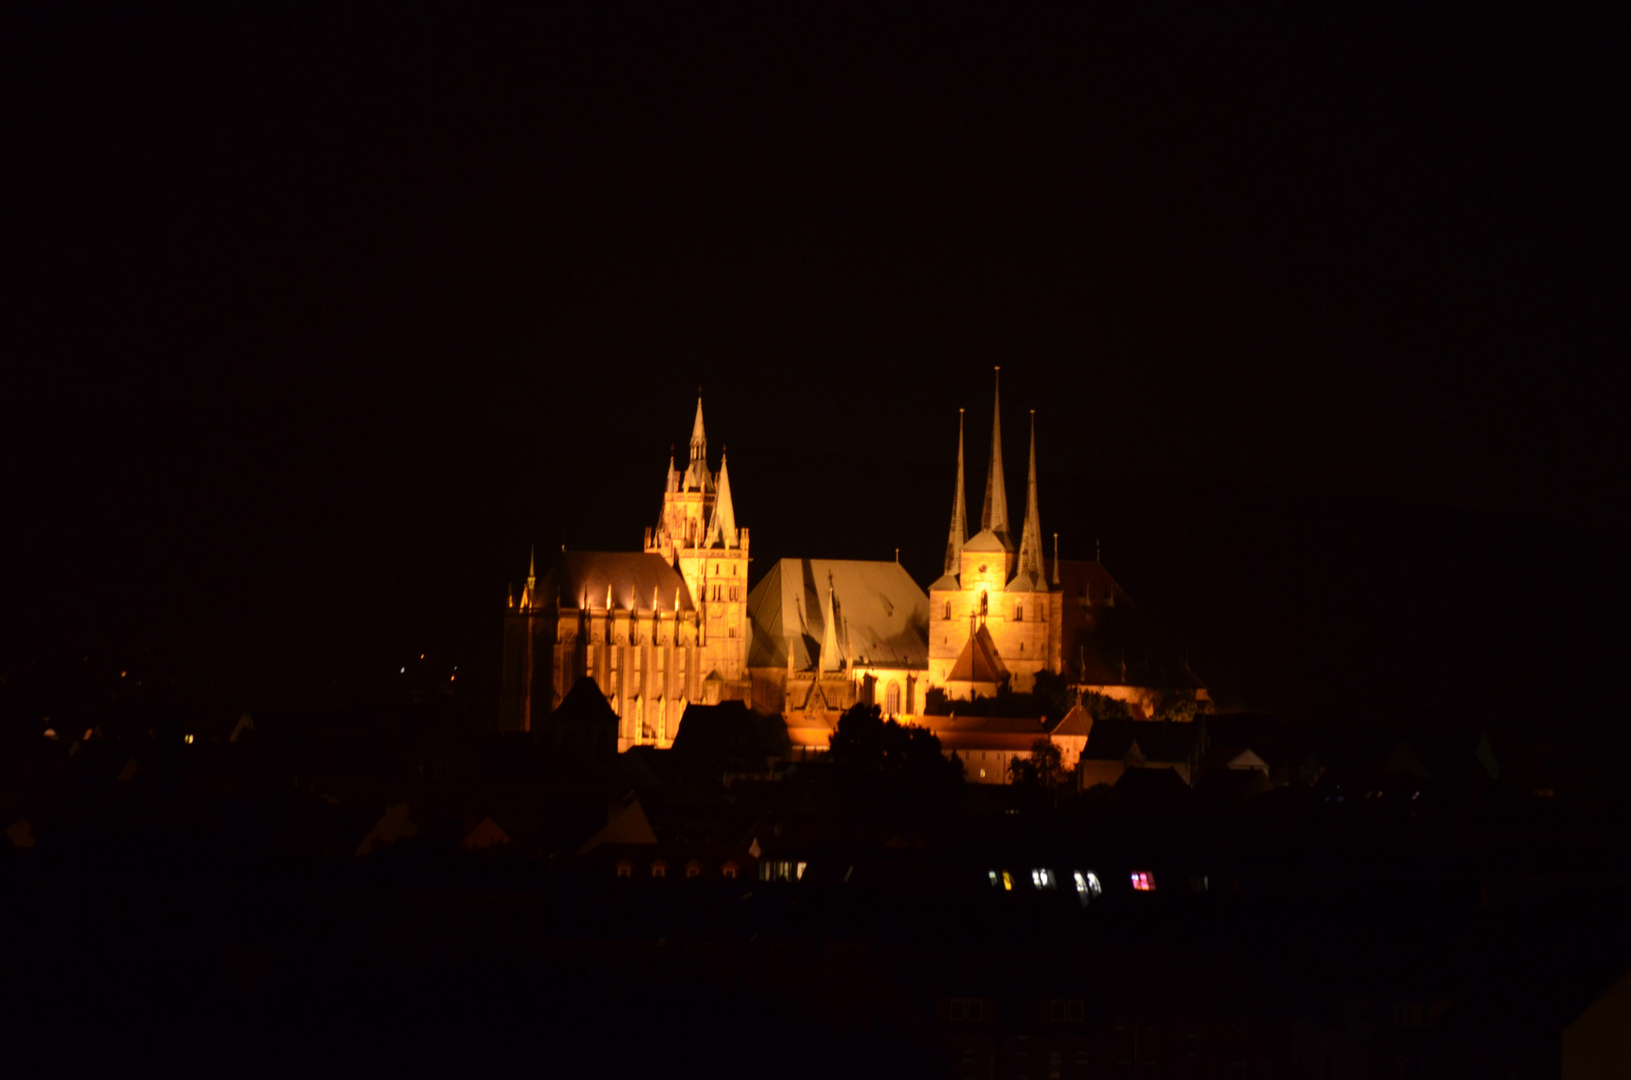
[990,868,1151,898]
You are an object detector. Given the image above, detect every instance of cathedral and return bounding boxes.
[501,376,1203,757]
[500,399,750,751]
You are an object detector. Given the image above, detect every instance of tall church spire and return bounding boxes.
[820,572,844,673]
[944,408,967,576]
[690,396,706,461]
[1016,410,1045,584]
[684,395,712,492]
[705,452,737,548]
[981,366,1010,538]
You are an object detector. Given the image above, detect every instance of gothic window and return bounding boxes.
[656,697,666,743]
[886,683,901,714]
[1015,605,1024,622]
[944,602,951,620]
[980,591,989,618]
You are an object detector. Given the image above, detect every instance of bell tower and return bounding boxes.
[644,396,751,697]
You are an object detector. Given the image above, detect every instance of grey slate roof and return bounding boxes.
[746,558,929,670]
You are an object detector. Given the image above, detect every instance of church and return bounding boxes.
[500,376,1203,761]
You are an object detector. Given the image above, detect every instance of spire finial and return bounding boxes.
[528,544,536,582]
[1052,531,1060,585]
[943,409,968,577]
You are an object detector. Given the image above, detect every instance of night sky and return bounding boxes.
[5,6,1625,732]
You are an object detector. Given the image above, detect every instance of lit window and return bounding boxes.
[651,860,667,879]
[1031,868,1057,890]
[615,860,632,878]
[1073,871,1102,905]
[721,861,738,879]
[1001,871,1013,892]
[1131,871,1155,892]
[685,860,701,878]
[183,734,195,745]
[989,870,1001,887]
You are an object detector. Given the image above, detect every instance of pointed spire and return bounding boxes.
[705,452,737,548]
[944,408,967,576]
[684,396,712,492]
[1016,410,1044,582]
[820,572,844,673]
[981,366,1010,538]
[528,545,536,585]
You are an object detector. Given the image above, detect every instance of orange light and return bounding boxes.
[120,671,128,678]
[183,734,194,745]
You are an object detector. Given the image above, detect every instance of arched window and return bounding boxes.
[886,683,902,715]
[1014,605,1023,622]
[944,601,952,620]
[656,697,667,744]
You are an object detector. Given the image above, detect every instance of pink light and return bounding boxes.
[1131,871,1155,892]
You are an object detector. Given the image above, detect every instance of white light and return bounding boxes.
[400,667,406,673]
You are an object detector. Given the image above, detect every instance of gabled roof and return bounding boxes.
[552,676,621,724]
[670,701,791,763]
[536,551,695,613]
[947,623,1009,685]
[746,558,929,670]
[1082,719,1201,764]
[963,528,1011,554]
[1050,704,1093,738]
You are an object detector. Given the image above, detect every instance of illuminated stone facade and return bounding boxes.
[500,399,751,749]
[926,370,1063,698]
[502,384,1202,756]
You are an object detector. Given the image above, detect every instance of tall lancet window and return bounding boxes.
[656,697,667,744]
[634,695,645,742]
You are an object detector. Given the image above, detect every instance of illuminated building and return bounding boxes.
[500,399,751,748]
[502,384,1203,761]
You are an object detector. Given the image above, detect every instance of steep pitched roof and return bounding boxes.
[537,551,696,613]
[1012,411,1046,590]
[552,676,621,724]
[947,623,1009,685]
[704,454,738,548]
[746,558,929,670]
[1050,704,1094,738]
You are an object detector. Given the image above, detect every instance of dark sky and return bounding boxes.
[4,5,1625,725]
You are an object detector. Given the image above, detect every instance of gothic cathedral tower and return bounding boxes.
[644,397,752,699]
